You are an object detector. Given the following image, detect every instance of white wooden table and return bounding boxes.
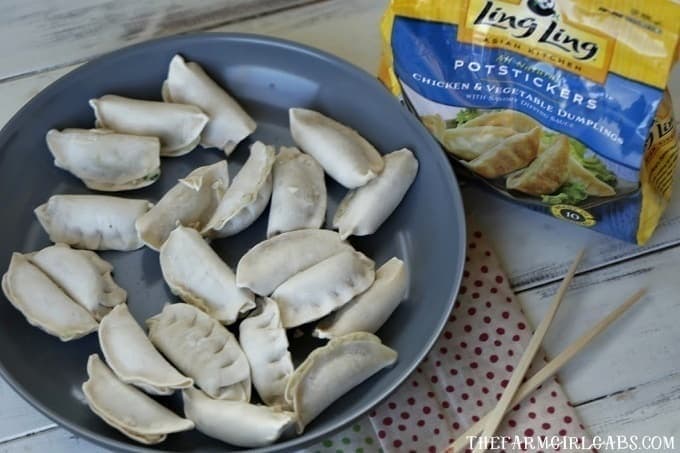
[1,1,679,451]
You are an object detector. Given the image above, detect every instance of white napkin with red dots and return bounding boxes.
[309,224,593,453]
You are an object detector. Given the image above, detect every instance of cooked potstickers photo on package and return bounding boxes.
[380,0,680,244]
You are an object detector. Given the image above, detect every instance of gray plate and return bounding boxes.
[0,34,465,452]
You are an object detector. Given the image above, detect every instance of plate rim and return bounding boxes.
[0,31,466,452]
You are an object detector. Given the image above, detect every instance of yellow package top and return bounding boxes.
[381,0,680,91]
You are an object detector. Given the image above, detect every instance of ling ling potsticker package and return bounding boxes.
[380,0,680,244]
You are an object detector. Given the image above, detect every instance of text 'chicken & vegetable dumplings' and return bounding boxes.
[380,0,680,244]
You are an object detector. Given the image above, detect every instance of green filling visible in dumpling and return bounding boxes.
[541,132,617,186]
[455,108,482,126]
[143,170,161,182]
[541,181,589,205]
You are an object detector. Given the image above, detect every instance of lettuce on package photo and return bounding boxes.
[379,0,680,244]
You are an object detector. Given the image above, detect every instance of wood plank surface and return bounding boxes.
[0,383,54,443]
[0,0,318,81]
[518,244,680,405]
[0,428,104,453]
[577,373,680,451]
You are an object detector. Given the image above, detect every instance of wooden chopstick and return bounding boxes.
[447,288,646,453]
[470,249,584,453]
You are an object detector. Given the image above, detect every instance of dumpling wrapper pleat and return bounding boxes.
[182,387,295,448]
[289,108,384,188]
[162,54,256,155]
[271,250,375,328]
[135,160,229,251]
[333,148,418,239]
[202,141,275,238]
[99,304,193,395]
[506,134,571,195]
[147,303,251,401]
[314,257,408,339]
[239,298,294,408]
[267,146,326,238]
[29,243,126,321]
[236,229,352,296]
[284,332,397,433]
[159,226,255,324]
[1,253,97,341]
[82,354,194,445]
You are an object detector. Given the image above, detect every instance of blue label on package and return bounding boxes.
[391,16,662,171]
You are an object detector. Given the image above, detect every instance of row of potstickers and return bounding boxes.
[379,0,680,244]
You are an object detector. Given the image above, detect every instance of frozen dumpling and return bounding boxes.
[1,253,97,341]
[236,229,352,296]
[271,250,375,328]
[46,128,160,191]
[159,226,254,324]
[162,54,256,155]
[99,305,193,395]
[135,160,229,251]
[289,108,384,188]
[29,243,126,320]
[90,94,208,157]
[202,141,275,238]
[182,387,295,448]
[267,147,326,238]
[35,195,152,251]
[82,354,194,444]
[314,258,408,339]
[285,332,397,433]
[239,298,294,407]
[333,148,418,239]
[147,303,251,401]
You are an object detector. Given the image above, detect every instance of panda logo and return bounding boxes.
[527,0,555,17]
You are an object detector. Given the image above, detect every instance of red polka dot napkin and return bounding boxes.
[311,225,592,452]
